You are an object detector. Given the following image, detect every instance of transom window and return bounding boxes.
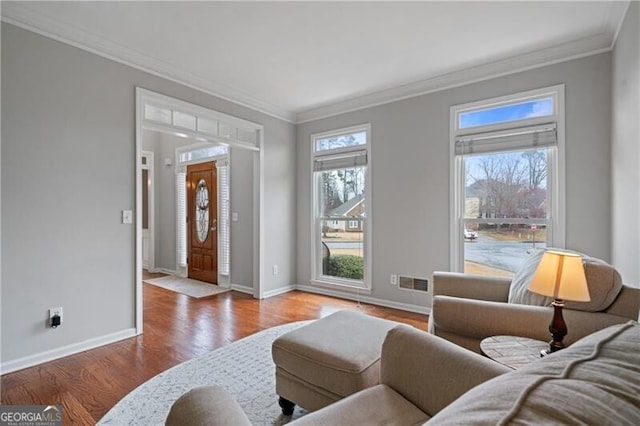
[451,86,565,277]
[311,124,371,291]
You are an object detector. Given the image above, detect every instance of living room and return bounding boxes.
[1,1,639,424]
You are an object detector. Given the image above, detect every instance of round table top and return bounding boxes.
[480,335,549,369]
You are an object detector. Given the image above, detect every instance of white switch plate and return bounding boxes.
[232,212,239,222]
[122,210,133,224]
[273,265,279,275]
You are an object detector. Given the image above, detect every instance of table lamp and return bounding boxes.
[528,250,590,355]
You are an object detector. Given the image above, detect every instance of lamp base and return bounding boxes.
[542,299,568,356]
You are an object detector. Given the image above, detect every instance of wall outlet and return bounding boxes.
[49,307,63,327]
[273,265,279,275]
[390,274,398,285]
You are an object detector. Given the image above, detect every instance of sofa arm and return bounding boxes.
[165,386,252,426]
[432,271,511,302]
[431,295,637,353]
[380,325,509,417]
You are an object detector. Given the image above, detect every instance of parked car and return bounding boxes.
[464,228,478,240]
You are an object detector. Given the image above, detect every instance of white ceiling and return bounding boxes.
[2,1,630,123]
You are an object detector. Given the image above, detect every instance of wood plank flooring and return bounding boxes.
[1,280,428,424]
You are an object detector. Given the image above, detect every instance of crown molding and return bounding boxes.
[1,2,297,124]
[295,32,613,124]
[2,1,626,126]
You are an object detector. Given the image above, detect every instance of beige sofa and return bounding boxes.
[166,321,640,425]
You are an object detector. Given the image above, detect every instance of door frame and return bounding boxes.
[135,88,264,335]
[141,150,155,271]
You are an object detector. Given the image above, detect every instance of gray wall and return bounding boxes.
[297,53,612,310]
[612,2,640,287]
[230,146,255,288]
[1,23,295,365]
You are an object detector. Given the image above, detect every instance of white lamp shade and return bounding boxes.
[528,250,591,302]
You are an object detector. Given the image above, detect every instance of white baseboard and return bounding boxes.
[262,285,297,299]
[0,328,137,375]
[230,283,254,295]
[295,285,430,315]
[148,268,177,275]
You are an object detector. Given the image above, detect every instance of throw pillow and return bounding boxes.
[508,248,623,312]
[507,248,552,306]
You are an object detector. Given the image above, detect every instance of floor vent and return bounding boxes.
[398,276,428,292]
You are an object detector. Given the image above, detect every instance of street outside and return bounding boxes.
[322,231,545,277]
[465,234,546,276]
[322,231,363,257]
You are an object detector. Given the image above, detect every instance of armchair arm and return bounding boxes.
[431,295,637,353]
[432,271,511,302]
[380,325,509,417]
[166,386,252,426]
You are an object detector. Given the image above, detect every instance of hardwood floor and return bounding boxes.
[1,281,428,425]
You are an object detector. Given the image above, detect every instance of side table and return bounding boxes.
[480,335,548,369]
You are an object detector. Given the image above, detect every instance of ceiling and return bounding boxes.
[2,1,630,123]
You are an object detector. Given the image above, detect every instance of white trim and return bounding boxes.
[230,283,254,295]
[135,89,144,334]
[0,2,295,123]
[310,124,372,292]
[263,285,298,299]
[449,85,566,272]
[0,328,137,375]
[1,1,625,126]
[296,35,611,124]
[141,151,154,272]
[147,267,178,276]
[295,285,429,315]
[255,129,265,299]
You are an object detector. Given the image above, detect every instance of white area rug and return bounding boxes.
[98,321,311,425]
[144,276,229,298]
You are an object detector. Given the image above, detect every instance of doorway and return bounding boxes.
[135,88,264,334]
[187,161,218,283]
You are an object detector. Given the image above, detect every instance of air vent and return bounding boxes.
[398,276,428,292]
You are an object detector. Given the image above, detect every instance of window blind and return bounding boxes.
[313,150,367,172]
[176,172,187,268]
[217,162,230,276]
[455,123,556,156]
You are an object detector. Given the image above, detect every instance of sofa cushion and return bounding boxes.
[427,321,640,425]
[290,384,430,426]
[508,248,623,312]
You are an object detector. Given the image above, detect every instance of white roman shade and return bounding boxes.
[313,150,367,172]
[455,123,557,155]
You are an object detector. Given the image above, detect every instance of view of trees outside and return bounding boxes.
[464,148,549,276]
[316,133,366,281]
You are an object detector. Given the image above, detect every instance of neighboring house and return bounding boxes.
[326,194,364,232]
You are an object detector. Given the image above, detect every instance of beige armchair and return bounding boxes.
[428,271,640,353]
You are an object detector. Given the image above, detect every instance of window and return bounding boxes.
[451,86,565,277]
[311,125,371,290]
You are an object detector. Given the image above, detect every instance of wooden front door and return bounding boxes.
[187,161,217,284]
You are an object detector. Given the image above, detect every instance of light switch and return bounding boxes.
[122,210,133,224]
[232,212,239,222]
